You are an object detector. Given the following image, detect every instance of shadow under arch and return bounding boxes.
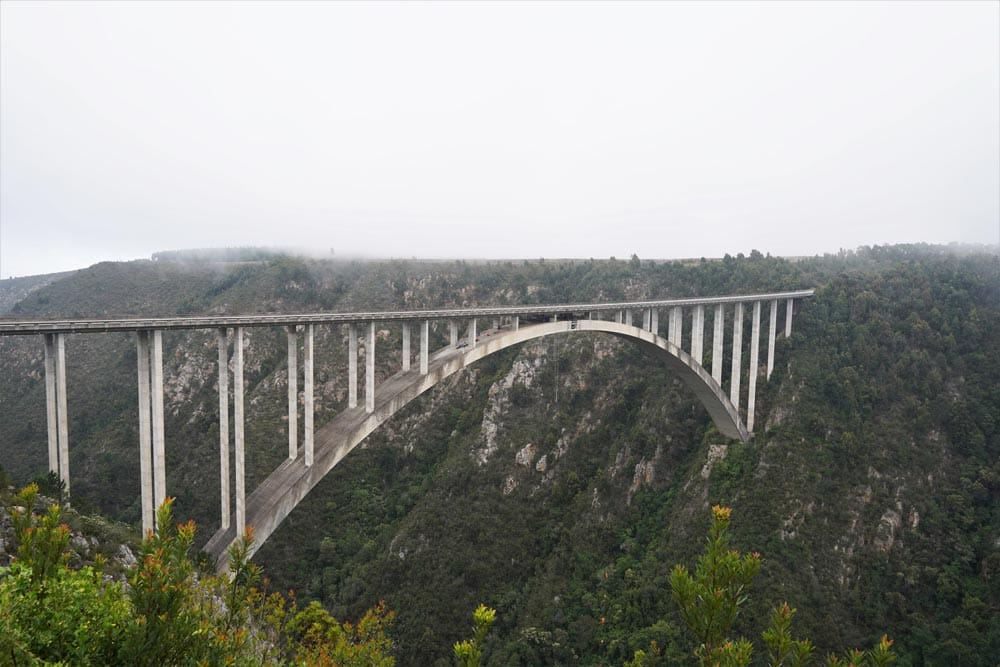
[205,319,748,569]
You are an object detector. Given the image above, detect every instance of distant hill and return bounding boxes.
[0,271,76,315]
[0,245,997,665]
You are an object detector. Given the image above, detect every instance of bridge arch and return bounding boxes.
[204,319,748,568]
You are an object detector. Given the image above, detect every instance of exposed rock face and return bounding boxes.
[477,356,541,465]
[701,444,728,479]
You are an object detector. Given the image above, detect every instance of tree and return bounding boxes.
[454,604,497,667]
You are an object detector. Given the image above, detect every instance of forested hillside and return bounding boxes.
[0,245,997,665]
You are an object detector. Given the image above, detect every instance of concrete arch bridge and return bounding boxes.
[0,290,813,568]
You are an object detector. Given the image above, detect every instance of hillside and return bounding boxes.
[0,246,997,665]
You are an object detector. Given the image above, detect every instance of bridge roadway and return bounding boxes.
[0,289,814,335]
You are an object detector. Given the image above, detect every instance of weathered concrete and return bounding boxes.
[204,319,750,569]
[402,323,411,372]
[513,316,519,330]
[747,301,761,432]
[615,310,623,324]
[304,324,314,466]
[625,310,633,327]
[234,327,246,536]
[469,318,477,349]
[642,309,651,331]
[365,322,375,413]
[767,299,777,379]
[691,305,705,365]
[420,320,429,374]
[348,324,358,409]
[712,304,724,384]
[785,297,794,337]
[670,307,683,346]
[286,327,297,460]
[450,321,458,347]
[217,329,230,531]
[136,331,153,533]
[55,334,69,496]
[150,330,166,509]
[730,302,744,409]
[43,334,58,476]
[651,309,659,335]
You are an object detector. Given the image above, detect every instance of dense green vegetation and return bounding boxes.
[0,244,996,664]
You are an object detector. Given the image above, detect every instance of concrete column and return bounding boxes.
[712,304,724,384]
[551,314,558,323]
[785,298,794,337]
[450,321,459,347]
[624,310,633,327]
[217,329,230,531]
[420,320,429,374]
[651,309,659,335]
[615,310,623,324]
[469,319,477,349]
[304,324,314,466]
[767,299,778,379]
[234,327,245,537]
[136,332,153,534]
[366,321,375,413]
[643,309,651,331]
[730,303,744,410]
[492,318,499,330]
[402,323,411,372]
[55,334,69,496]
[348,324,358,409]
[691,305,705,365]
[669,307,683,346]
[150,330,166,509]
[513,316,519,331]
[43,334,58,475]
[747,301,761,433]
[286,327,297,460]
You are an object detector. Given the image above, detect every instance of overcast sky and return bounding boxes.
[1,1,997,277]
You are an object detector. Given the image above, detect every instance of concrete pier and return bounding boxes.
[43,334,68,484]
[615,310,623,324]
[402,323,411,372]
[450,321,459,347]
[217,329,230,531]
[469,319,477,349]
[136,332,153,533]
[513,316,519,331]
[669,307,682,346]
[304,324,314,466]
[691,305,705,365]
[366,322,375,413]
[234,327,245,537]
[286,327,297,460]
[348,324,358,409]
[785,298,794,337]
[150,330,166,509]
[767,299,778,379]
[625,310,633,327]
[651,309,659,335]
[55,334,69,495]
[712,304,724,384]
[643,309,651,331]
[420,320,429,374]
[747,301,761,432]
[730,303,744,409]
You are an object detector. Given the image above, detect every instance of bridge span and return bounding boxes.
[0,290,813,565]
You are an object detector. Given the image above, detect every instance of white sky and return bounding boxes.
[1,0,998,277]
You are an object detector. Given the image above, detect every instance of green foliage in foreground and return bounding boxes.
[629,506,895,667]
[0,484,394,666]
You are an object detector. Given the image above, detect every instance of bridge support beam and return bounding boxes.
[43,333,70,496]
[643,309,651,331]
[615,310,623,324]
[767,299,778,379]
[366,322,375,413]
[286,327,297,460]
[513,316,519,331]
[420,320,429,375]
[651,309,659,335]
[712,304,724,384]
[348,324,358,409]
[624,310,633,327]
[691,305,705,365]
[785,298,794,337]
[402,323,411,372]
[234,327,246,537]
[136,332,153,533]
[217,329,230,532]
[469,319,477,349]
[730,303,744,410]
[450,321,458,347]
[304,324,314,466]
[747,302,761,433]
[150,330,166,511]
[669,307,682,346]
